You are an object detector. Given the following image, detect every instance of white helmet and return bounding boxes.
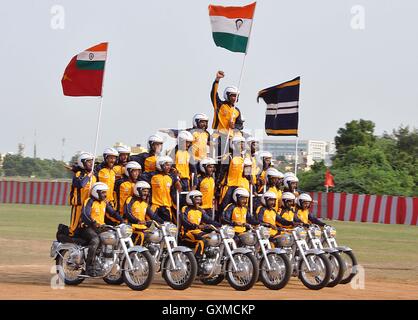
[77,152,94,169]
[103,147,118,159]
[133,181,151,197]
[232,187,250,203]
[283,172,295,180]
[230,135,246,151]
[282,192,296,202]
[192,113,209,127]
[186,190,203,206]
[90,182,109,200]
[148,134,164,148]
[199,157,216,173]
[297,193,313,207]
[116,145,131,155]
[124,161,142,177]
[284,175,299,189]
[223,86,240,100]
[266,167,284,179]
[178,130,194,143]
[246,136,257,144]
[256,151,273,167]
[261,191,277,206]
[156,156,173,171]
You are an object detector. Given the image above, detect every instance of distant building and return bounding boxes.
[261,139,335,169]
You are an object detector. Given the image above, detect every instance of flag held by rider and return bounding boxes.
[257,77,301,136]
[208,2,256,53]
[61,42,108,97]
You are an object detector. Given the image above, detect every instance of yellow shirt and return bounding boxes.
[175,150,190,179]
[83,198,107,225]
[113,165,125,180]
[144,155,157,173]
[198,176,215,209]
[296,208,310,224]
[97,167,116,202]
[267,186,282,212]
[226,156,244,187]
[211,81,240,134]
[279,209,295,229]
[125,197,149,229]
[191,130,209,161]
[151,174,173,207]
[118,180,135,215]
[257,206,279,236]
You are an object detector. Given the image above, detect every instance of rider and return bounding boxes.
[181,190,221,258]
[283,174,300,197]
[113,145,131,180]
[142,156,182,223]
[170,130,198,207]
[221,188,259,243]
[295,193,327,227]
[131,134,164,173]
[115,161,142,217]
[217,135,246,211]
[211,70,244,162]
[265,167,284,213]
[79,182,124,276]
[69,152,96,236]
[95,148,119,224]
[124,181,164,245]
[277,192,303,229]
[196,157,217,219]
[256,151,274,194]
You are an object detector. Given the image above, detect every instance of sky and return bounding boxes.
[1,0,417,161]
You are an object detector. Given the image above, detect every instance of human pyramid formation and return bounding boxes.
[66,70,327,277]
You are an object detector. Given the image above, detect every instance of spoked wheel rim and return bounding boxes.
[300,254,327,286]
[164,252,193,286]
[227,253,255,287]
[261,254,286,285]
[60,250,83,281]
[124,251,151,286]
[341,252,355,279]
[328,254,341,282]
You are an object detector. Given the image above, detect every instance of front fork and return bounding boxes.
[117,229,134,271]
[223,238,238,271]
[164,235,179,270]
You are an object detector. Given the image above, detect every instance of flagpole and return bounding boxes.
[89,42,109,189]
[222,2,257,158]
[294,137,299,176]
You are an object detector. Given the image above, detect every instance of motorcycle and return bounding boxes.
[276,226,332,290]
[51,224,155,291]
[197,224,259,291]
[143,221,197,290]
[321,225,358,284]
[305,224,345,287]
[238,225,291,290]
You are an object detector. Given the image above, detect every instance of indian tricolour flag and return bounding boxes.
[208,2,256,53]
[61,42,108,97]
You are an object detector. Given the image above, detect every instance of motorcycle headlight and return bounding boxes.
[206,232,221,247]
[146,229,163,243]
[222,225,235,239]
[259,226,271,240]
[295,227,307,240]
[327,226,337,238]
[165,223,178,238]
[277,233,293,247]
[239,231,257,246]
[119,224,133,238]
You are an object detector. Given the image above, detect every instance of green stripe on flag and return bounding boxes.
[76,60,105,70]
[212,32,248,53]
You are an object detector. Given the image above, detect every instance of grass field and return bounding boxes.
[0,203,418,282]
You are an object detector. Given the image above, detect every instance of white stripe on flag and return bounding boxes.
[210,16,252,37]
[356,194,365,222]
[379,196,388,223]
[390,197,398,224]
[405,197,413,225]
[344,194,353,221]
[267,101,299,109]
[77,51,107,61]
[333,193,340,220]
[367,195,376,222]
[266,108,298,115]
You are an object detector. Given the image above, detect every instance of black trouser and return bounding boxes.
[80,227,100,267]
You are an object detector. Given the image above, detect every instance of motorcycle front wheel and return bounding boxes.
[103,270,124,285]
[122,249,155,291]
[260,253,291,290]
[339,250,358,284]
[200,274,225,285]
[162,251,198,290]
[299,253,331,290]
[226,252,259,291]
[55,249,84,285]
[326,252,345,287]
